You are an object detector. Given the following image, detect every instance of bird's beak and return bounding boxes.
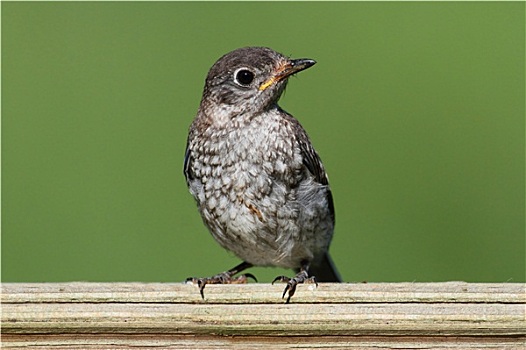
[259,58,316,91]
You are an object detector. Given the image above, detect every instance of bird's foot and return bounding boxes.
[186,262,255,299]
[272,270,318,303]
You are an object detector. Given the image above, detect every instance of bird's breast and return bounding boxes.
[187,111,332,268]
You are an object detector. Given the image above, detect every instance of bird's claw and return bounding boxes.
[186,273,257,299]
[272,271,318,303]
[272,275,290,284]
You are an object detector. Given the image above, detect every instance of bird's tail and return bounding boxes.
[309,253,342,282]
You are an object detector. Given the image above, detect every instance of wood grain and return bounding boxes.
[2,282,525,349]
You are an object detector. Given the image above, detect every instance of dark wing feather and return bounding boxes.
[298,137,328,186]
[183,142,194,184]
[296,129,335,225]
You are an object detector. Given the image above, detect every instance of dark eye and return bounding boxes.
[234,69,255,86]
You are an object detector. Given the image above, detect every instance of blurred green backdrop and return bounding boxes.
[2,2,524,283]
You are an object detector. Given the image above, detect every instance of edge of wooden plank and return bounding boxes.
[2,282,525,304]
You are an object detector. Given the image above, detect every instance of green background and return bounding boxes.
[2,2,524,283]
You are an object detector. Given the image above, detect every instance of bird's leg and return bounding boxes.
[272,261,318,303]
[186,261,256,299]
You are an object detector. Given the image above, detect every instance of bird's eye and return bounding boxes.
[234,69,255,86]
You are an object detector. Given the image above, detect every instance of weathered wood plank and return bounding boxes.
[2,282,525,349]
[2,335,525,350]
[3,281,524,303]
[3,301,524,335]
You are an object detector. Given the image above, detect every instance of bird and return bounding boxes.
[184,46,341,302]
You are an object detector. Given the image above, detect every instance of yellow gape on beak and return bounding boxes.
[259,58,316,91]
[259,76,279,91]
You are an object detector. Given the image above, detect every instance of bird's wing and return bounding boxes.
[183,142,194,184]
[295,125,335,225]
[298,137,329,186]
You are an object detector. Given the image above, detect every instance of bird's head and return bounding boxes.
[200,47,316,118]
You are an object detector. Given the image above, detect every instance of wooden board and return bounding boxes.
[2,282,525,349]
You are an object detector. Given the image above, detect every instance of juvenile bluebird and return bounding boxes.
[184,47,341,302]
